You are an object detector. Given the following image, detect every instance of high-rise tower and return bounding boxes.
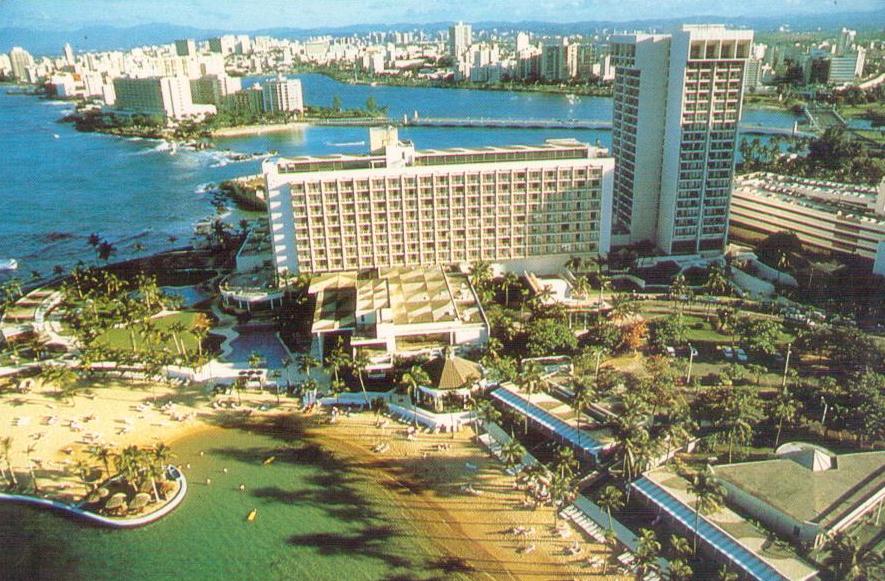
[610,25,753,255]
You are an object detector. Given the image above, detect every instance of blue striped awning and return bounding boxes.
[631,477,793,581]
[490,387,605,459]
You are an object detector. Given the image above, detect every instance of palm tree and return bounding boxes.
[499,436,526,476]
[549,471,577,526]
[601,528,618,576]
[88,444,114,480]
[348,350,371,406]
[670,534,692,559]
[39,365,79,405]
[298,353,319,381]
[572,375,596,429]
[770,389,799,449]
[190,313,211,358]
[687,468,726,554]
[516,361,544,433]
[668,559,693,581]
[823,531,880,581]
[596,485,624,533]
[553,445,579,480]
[149,443,174,501]
[501,271,520,307]
[1,437,17,488]
[475,400,501,435]
[635,528,661,578]
[400,364,431,425]
[325,337,347,386]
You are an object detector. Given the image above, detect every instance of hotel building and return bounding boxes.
[261,76,304,115]
[112,76,216,121]
[731,172,885,267]
[264,128,613,276]
[610,25,753,255]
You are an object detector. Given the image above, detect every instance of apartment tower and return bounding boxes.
[610,25,753,255]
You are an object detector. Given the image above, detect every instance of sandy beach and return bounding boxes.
[1,377,620,579]
[211,122,308,137]
[302,411,620,580]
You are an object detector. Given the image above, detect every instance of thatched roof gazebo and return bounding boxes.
[417,350,483,412]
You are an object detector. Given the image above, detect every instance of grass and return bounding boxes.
[94,311,204,353]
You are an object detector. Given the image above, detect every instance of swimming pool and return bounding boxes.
[225,325,290,369]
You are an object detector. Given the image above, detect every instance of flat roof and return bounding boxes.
[309,266,486,335]
[713,450,885,528]
[272,139,595,174]
[634,469,818,581]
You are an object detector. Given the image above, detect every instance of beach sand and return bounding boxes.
[300,410,620,580]
[211,122,308,137]
[0,378,620,579]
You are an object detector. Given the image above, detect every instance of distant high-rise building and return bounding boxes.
[113,76,213,120]
[541,39,577,82]
[261,76,304,114]
[8,47,35,81]
[827,49,866,84]
[63,43,75,66]
[610,24,753,255]
[516,32,531,53]
[208,35,237,55]
[175,39,197,57]
[190,74,242,105]
[836,28,856,56]
[448,22,473,60]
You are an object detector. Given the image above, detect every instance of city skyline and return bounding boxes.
[3,0,882,31]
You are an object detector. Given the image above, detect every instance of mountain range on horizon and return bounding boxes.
[2,9,882,56]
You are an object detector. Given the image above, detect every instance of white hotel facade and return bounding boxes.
[264,128,613,276]
[610,25,753,256]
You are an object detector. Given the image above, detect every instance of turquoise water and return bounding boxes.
[0,74,799,279]
[0,418,445,581]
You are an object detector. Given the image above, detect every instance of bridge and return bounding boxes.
[311,116,815,138]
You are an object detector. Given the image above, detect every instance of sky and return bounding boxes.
[1,0,880,30]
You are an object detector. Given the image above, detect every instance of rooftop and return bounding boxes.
[270,138,597,175]
[713,446,885,528]
[637,468,818,581]
[308,266,487,335]
[734,172,885,227]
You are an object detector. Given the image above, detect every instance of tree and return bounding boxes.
[474,400,501,435]
[400,364,431,425]
[525,317,577,357]
[1,437,18,488]
[365,95,378,113]
[823,531,881,581]
[500,271,520,307]
[553,445,579,480]
[635,528,662,578]
[610,292,641,323]
[596,485,624,533]
[348,350,371,406]
[572,376,596,429]
[499,436,525,476]
[709,387,763,462]
[735,317,783,356]
[516,361,544,432]
[704,263,731,297]
[845,371,885,447]
[613,394,651,481]
[331,95,342,112]
[549,471,577,526]
[769,389,799,448]
[687,468,725,554]
[88,444,114,480]
[668,559,693,581]
[669,273,691,314]
[650,314,688,352]
[619,319,648,353]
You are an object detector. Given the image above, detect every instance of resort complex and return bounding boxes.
[264,127,614,276]
[1,11,884,581]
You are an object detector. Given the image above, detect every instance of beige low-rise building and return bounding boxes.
[307,265,489,368]
[731,172,885,264]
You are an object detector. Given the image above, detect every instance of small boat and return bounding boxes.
[246,508,257,522]
[263,456,276,465]
[53,133,60,139]
[0,259,18,271]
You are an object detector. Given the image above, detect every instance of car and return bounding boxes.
[688,345,698,358]
[665,346,677,357]
[722,346,734,360]
[735,348,748,363]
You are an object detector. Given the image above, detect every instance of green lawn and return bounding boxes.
[94,311,204,353]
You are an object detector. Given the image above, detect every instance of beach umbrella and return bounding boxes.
[130,492,151,511]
